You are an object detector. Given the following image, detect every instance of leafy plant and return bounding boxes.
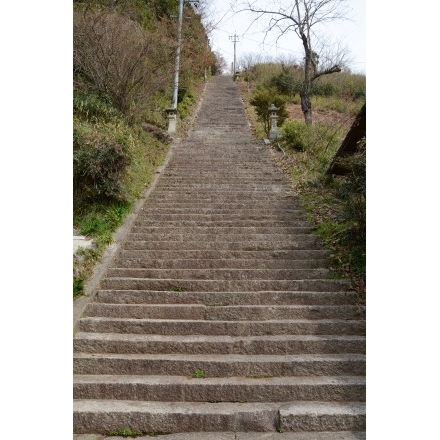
[192,369,206,378]
[280,120,310,152]
[106,427,143,437]
[249,87,289,135]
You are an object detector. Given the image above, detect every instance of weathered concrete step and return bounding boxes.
[73,400,366,434]
[134,216,310,223]
[136,213,305,221]
[117,249,331,261]
[94,290,359,306]
[141,203,302,211]
[125,233,318,243]
[141,202,300,210]
[158,175,285,181]
[73,431,366,440]
[105,268,331,281]
[73,352,366,376]
[137,207,302,214]
[73,400,280,434]
[73,333,366,355]
[85,303,364,321]
[152,191,291,198]
[158,170,284,176]
[153,181,288,187]
[73,375,365,402]
[147,194,297,201]
[100,278,352,293]
[129,226,312,235]
[113,258,330,270]
[122,238,323,251]
[78,317,365,336]
[279,402,366,432]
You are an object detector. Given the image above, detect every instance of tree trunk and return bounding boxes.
[300,87,313,125]
[300,34,314,125]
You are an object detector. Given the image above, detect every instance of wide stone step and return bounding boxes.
[129,226,312,235]
[100,278,352,293]
[93,290,359,305]
[122,238,323,251]
[73,352,366,376]
[73,375,365,402]
[137,207,302,215]
[113,258,329,270]
[145,195,297,203]
[105,268,331,281]
[78,317,365,336]
[140,202,300,211]
[73,432,366,440]
[117,249,331,261]
[84,304,363,321]
[73,333,366,355]
[73,400,366,434]
[134,218,309,226]
[125,233,317,243]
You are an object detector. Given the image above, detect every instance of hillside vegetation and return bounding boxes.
[237,61,366,301]
[73,0,219,297]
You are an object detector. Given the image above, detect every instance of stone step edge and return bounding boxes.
[73,400,366,434]
[73,431,366,440]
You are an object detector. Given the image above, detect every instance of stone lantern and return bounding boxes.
[268,103,280,140]
[166,107,178,134]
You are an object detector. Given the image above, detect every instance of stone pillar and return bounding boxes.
[268,104,280,140]
[166,107,177,134]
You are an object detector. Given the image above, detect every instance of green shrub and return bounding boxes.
[281,120,310,152]
[270,69,301,97]
[73,90,119,123]
[73,133,130,203]
[311,80,337,97]
[250,87,289,135]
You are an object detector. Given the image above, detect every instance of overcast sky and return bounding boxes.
[202,0,366,74]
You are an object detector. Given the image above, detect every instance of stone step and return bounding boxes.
[73,375,365,402]
[129,226,313,235]
[122,238,323,251]
[93,290,359,306]
[113,258,330,270]
[137,206,302,214]
[73,432,366,440]
[146,194,297,201]
[73,352,366,376]
[84,303,364,321]
[125,233,318,243]
[78,317,365,336]
[133,218,309,226]
[105,268,331,281]
[73,400,366,434]
[73,333,366,355]
[116,249,331,261]
[100,278,353,293]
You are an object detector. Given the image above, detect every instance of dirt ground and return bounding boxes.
[286,102,355,129]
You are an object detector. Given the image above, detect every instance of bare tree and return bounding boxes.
[73,6,175,118]
[234,0,351,124]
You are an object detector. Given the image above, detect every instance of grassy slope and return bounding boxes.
[237,78,366,303]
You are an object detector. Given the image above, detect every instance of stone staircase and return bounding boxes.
[73,75,366,439]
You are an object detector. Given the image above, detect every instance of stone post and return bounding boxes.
[268,104,280,140]
[166,107,177,134]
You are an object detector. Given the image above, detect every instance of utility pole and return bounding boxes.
[229,32,239,75]
[167,0,199,134]
[172,0,184,112]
